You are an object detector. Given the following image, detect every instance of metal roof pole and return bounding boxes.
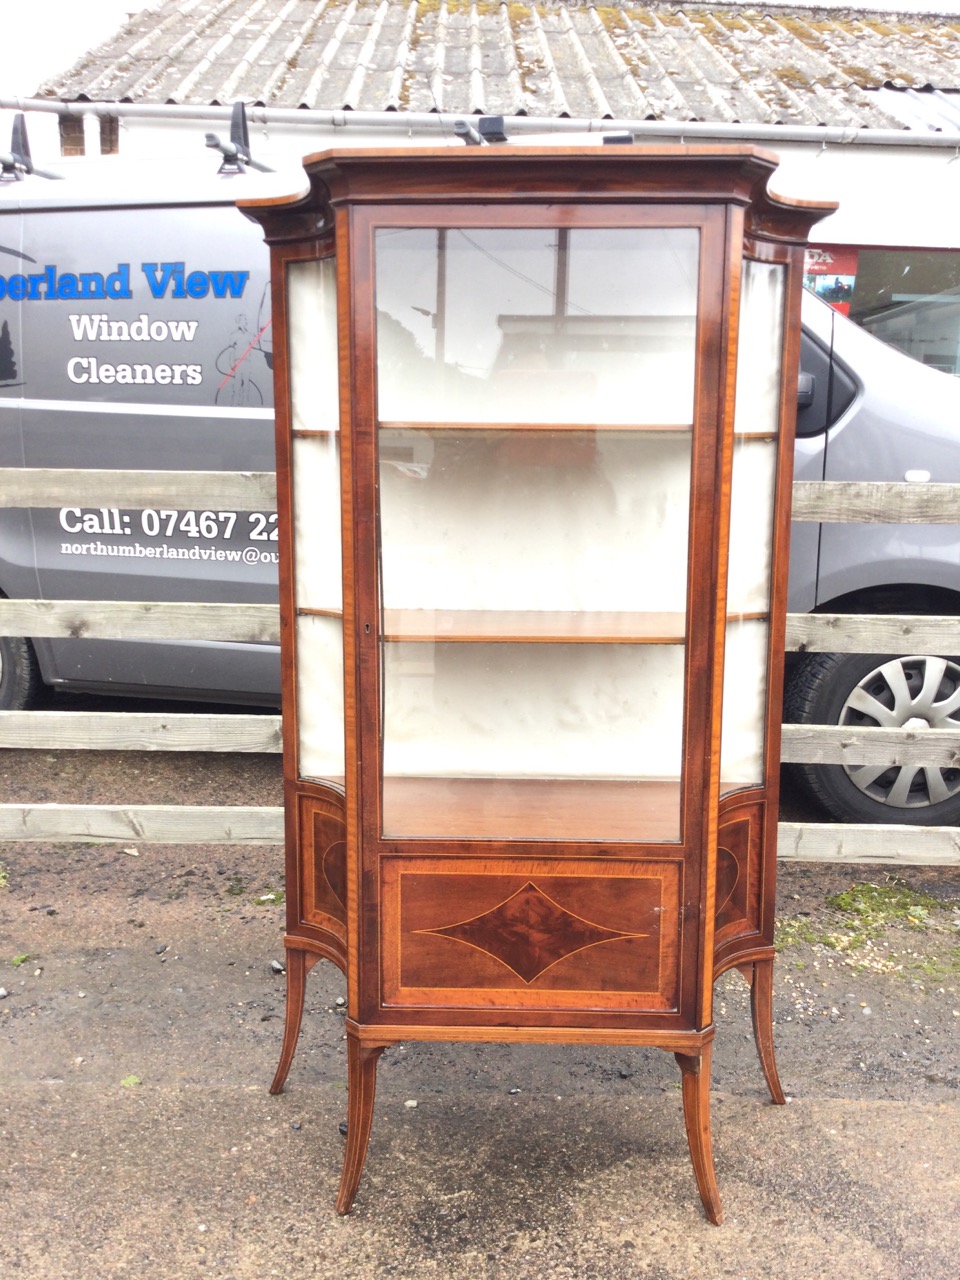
[3,96,960,151]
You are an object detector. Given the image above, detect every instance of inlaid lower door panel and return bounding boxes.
[379,857,682,1013]
[298,791,347,936]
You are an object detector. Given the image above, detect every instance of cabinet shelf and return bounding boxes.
[381,775,683,842]
[380,421,693,434]
[295,608,768,642]
[383,609,687,644]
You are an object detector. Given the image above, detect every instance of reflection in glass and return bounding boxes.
[375,226,699,424]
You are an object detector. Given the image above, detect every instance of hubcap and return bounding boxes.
[839,656,960,808]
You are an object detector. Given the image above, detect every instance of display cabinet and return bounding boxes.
[242,147,833,1223]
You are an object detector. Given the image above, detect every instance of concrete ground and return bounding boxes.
[1,788,958,1278]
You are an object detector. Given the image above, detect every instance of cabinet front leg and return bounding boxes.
[269,947,319,1096]
[336,1036,386,1215]
[674,1045,723,1225]
[740,957,786,1105]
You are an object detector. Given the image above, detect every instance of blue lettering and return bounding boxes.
[207,270,248,299]
[141,262,182,299]
[105,264,131,298]
[0,260,243,301]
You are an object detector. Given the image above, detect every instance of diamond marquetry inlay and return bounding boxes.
[421,880,646,983]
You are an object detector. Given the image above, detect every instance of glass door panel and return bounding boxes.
[375,226,699,425]
[373,224,699,841]
[379,429,692,615]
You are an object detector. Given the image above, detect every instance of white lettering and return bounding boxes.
[67,313,199,342]
[65,356,202,385]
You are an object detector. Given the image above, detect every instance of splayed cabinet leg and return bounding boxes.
[675,1044,723,1226]
[739,957,786,1105]
[336,1036,386,1215]
[269,948,319,1096]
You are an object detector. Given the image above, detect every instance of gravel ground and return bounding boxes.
[0,730,958,1278]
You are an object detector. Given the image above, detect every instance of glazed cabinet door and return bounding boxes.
[345,206,731,1028]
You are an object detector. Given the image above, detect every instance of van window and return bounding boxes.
[805,245,960,375]
[796,326,858,438]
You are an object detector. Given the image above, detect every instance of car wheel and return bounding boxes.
[784,651,960,825]
[0,634,44,711]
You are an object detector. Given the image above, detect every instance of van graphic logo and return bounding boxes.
[0,319,18,386]
[215,312,271,407]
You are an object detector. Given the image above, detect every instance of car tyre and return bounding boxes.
[0,634,44,711]
[784,650,960,826]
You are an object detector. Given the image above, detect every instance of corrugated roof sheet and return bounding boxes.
[37,1,960,130]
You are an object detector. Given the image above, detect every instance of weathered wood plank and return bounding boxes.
[791,480,960,524]
[0,712,282,752]
[0,804,284,843]
[6,602,950,652]
[785,612,960,654]
[0,468,277,510]
[7,714,956,765]
[3,475,956,522]
[0,807,954,862]
[780,724,960,767]
[0,599,280,642]
[778,821,960,865]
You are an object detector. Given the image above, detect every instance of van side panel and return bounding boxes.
[0,198,281,702]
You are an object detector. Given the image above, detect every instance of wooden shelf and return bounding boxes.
[383,609,686,644]
[379,421,693,434]
[380,609,767,643]
[381,775,683,842]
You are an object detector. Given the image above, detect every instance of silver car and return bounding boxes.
[786,291,960,826]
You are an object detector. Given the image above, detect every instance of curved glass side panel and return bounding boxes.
[293,433,341,613]
[722,259,786,793]
[734,261,785,438]
[721,617,769,791]
[726,440,777,616]
[288,257,344,782]
[289,257,340,436]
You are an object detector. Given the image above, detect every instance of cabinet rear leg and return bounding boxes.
[738,957,786,1105]
[269,948,319,1096]
[674,1044,723,1225]
[336,1036,385,1215]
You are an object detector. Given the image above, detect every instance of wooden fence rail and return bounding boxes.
[0,468,276,510]
[0,473,956,863]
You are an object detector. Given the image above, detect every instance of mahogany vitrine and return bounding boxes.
[242,146,833,1223]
